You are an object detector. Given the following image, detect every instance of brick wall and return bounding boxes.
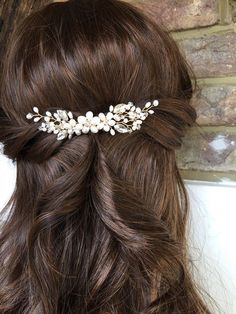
[129,0,236,182]
[0,0,235,182]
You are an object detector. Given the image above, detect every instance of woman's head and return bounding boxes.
[0,0,195,162]
[0,0,211,313]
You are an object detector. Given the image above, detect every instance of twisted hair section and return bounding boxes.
[0,0,213,313]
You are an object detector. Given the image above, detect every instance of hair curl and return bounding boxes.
[0,0,212,313]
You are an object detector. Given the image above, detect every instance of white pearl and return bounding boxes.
[90,125,98,133]
[44,116,50,122]
[86,111,93,120]
[97,122,104,130]
[103,124,110,132]
[106,112,113,120]
[62,111,69,121]
[68,111,73,119]
[77,115,86,124]
[128,112,136,119]
[60,121,66,128]
[113,114,121,121]
[64,122,71,129]
[69,119,77,127]
[82,126,90,134]
[108,119,116,126]
[26,113,33,119]
[110,129,115,136]
[75,124,83,130]
[153,100,159,106]
[75,129,81,135]
[98,112,106,121]
[91,116,100,125]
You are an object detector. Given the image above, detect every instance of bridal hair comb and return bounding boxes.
[26,100,159,140]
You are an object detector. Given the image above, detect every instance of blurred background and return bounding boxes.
[0,1,236,313]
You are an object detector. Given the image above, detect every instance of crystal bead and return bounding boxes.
[114,124,129,133]
[57,131,66,140]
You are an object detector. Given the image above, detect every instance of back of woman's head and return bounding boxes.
[0,0,211,313]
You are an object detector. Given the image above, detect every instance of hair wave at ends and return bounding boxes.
[0,0,213,313]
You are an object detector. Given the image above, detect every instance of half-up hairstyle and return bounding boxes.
[0,0,212,313]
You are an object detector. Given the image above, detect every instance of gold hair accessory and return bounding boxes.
[26,100,159,140]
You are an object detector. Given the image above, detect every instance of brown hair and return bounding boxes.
[0,0,212,313]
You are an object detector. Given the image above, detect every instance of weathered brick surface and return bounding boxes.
[178,31,236,78]
[191,85,236,125]
[177,129,236,172]
[128,0,219,31]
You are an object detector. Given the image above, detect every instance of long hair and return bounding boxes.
[0,0,211,313]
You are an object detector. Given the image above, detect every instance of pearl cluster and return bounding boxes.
[26,100,159,140]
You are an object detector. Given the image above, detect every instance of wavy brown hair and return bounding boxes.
[0,0,212,313]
